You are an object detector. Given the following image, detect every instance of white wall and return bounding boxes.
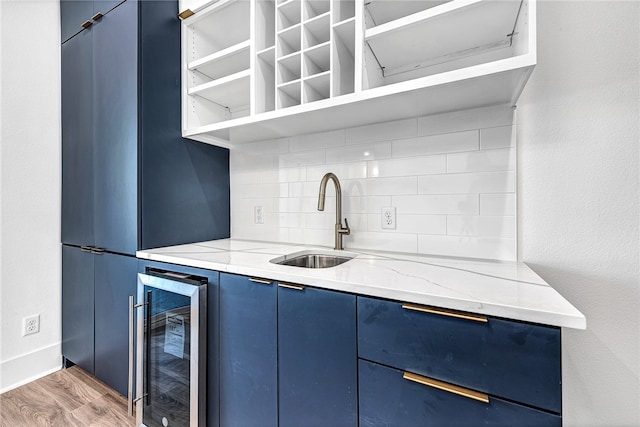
[518,1,639,426]
[231,105,518,260]
[0,0,62,391]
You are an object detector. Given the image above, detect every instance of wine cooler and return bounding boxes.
[129,269,207,427]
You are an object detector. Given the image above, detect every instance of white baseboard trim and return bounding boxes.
[0,342,62,393]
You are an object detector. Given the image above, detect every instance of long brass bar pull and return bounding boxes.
[403,371,489,404]
[278,283,305,291]
[402,303,488,323]
[249,277,272,285]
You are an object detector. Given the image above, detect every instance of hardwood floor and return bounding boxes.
[0,366,136,427]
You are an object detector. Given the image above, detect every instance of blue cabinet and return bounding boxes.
[94,253,137,396]
[62,246,95,374]
[60,0,124,43]
[359,359,561,427]
[62,246,137,398]
[278,284,358,427]
[61,0,230,398]
[357,296,562,414]
[219,274,277,427]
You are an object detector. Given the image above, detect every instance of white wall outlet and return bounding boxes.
[254,206,264,224]
[381,207,396,230]
[23,314,40,336]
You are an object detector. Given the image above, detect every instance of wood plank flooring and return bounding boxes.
[0,366,136,427]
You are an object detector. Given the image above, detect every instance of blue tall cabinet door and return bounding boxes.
[278,285,358,427]
[94,253,137,396]
[92,0,138,256]
[220,274,278,427]
[62,246,95,374]
[61,27,94,248]
[61,0,125,44]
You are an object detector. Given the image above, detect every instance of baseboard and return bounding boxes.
[0,343,62,393]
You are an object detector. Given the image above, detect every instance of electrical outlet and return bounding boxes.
[381,207,396,230]
[23,314,40,336]
[254,206,264,224]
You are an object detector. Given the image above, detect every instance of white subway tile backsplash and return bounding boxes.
[480,193,516,216]
[306,162,368,180]
[290,129,345,152]
[346,118,417,145]
[480,126,514,149]
[368,155,446,178]
[230,105,517,261]
[365,177,418,196]
[348,232,418,253]
[417,235,516,261]
[446,216,516,238]
[368,214,447,235]
[447,148,515,173]
[392,131,479,158]
[418,171,515,194]
[326,142,392,164]
[278,149,326,167]
[394,194,479,215]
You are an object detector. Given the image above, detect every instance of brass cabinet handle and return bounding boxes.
[91,12,104,21]
[402,303,488,323]
[80,246,93,252]
[81,20,93,29]
[403,371,489,404]
[178,9,195,19]
[249,277,272,285]
[278,283,305,291]
[90,247,105,255]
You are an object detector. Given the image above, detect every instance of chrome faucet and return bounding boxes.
[318,172,350,250]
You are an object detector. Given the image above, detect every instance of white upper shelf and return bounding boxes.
[365,0,523,74]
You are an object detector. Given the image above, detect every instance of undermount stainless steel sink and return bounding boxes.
[270,250,355,269]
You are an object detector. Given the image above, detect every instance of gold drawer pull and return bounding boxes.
[91,12,103,21]
[81,20,93,29]
[178,9,195,19]
[403,371,489,404]
[402,303,487,323]
[278,283,305,291]
[249,277,272,285]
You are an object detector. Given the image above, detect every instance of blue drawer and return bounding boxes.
[357,296,561,413]
[359,360,561,427]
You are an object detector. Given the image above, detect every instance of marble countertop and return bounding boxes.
[137,239,586,329]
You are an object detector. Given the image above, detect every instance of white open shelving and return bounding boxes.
[181,0,535,148]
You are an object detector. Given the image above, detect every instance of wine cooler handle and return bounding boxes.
[128,295,146,417]
[128,295,135,416]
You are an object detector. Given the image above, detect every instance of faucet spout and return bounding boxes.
[318,173,350,250]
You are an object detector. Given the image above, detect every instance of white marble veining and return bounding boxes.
[137,239,586,329]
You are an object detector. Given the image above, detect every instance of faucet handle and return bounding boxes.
[342,218,351,235]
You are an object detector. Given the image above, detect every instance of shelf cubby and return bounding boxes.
[303,71,330,103]
[187,40,251,87]
[277,24,302,57]
[277,80,302,108]
[185,0,250,62]
[277,52,302,84]
[304,0,330,21]
[303,12,330,49]
[332,18,355,96]
[256,0,276,51]
[277,0,302,30]
[256,47,276,114]
[303,41,330,78]
[332,0,355,23]
[189,70,251,109]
